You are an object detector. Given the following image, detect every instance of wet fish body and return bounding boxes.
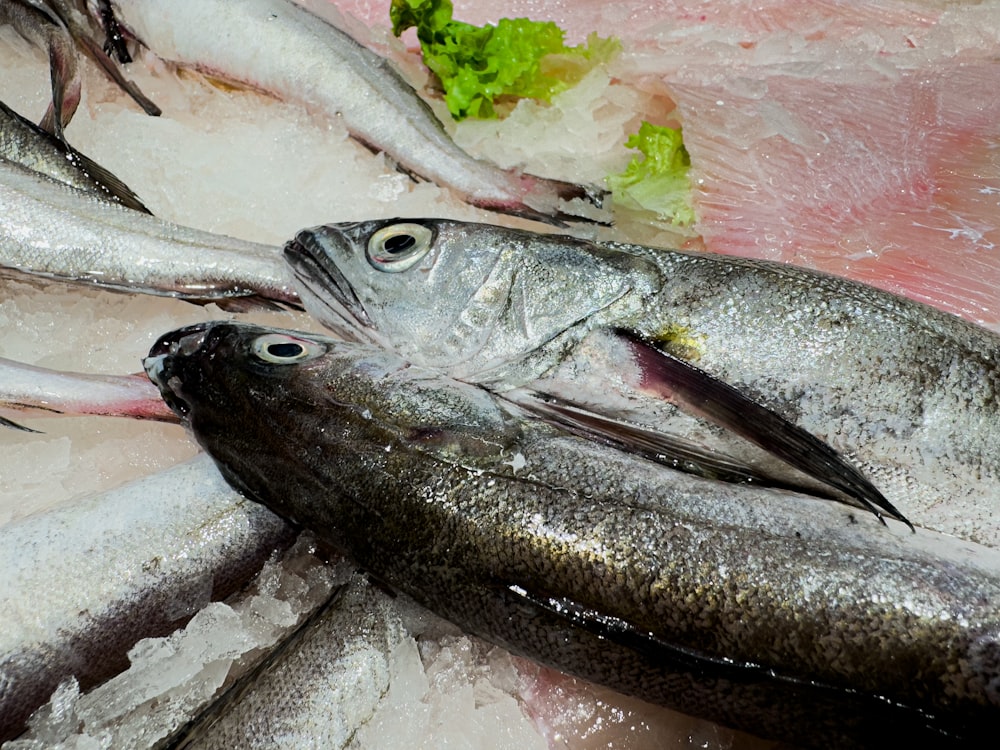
[103,0,602,222]
[147,321,1000,748]
[0,454,295,743]
[0,97,150,211]
[0,355,176,430]
[168,572,408,750]
[0,157,298,307]
[285,219,1000,546]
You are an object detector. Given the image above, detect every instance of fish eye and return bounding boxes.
[251,333,326,364]
[367,222,433,272]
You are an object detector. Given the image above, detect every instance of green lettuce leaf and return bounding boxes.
[608,122,695,226]
[391,0,619,120]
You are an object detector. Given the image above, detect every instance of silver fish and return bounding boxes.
[97,0,604,224]
[146,320,1000,749]
[284,218,1000,545]
[0,157,298,308]
[0,454,295,743]
[0,355,176,432]
[0,98,150,211]
[165,572,408,750]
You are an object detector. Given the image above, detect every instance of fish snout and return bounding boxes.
[147,322,213,359]
[143,322,230,418]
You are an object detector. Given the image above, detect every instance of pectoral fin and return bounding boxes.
[506,389,839,497]
[613,328,912,530]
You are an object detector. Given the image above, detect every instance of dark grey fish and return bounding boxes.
[145,320,1000,749]
[284,218,1000,546]
[1,0,81,136]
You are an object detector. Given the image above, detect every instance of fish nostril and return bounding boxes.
[148,322,212,358]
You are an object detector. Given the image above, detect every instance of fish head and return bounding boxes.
[283,219,661,383]
[143,321,522,519]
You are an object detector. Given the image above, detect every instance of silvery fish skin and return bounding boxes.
[146,320,1000,749]
[0,157,298,308]
[101,0,604,224]
[283,218,1000,546]
[167,572,407,750]
[0,454,295,743]
[0,98,150,212]
[0,355,176,431]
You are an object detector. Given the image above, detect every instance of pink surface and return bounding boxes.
[333,0,1000,329]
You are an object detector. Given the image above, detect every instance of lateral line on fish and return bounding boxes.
[503,583,955,737]
[613,328,914,531]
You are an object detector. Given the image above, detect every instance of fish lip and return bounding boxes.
[283,232,372,331]
[144,323,217,418]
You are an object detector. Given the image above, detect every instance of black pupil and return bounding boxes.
[267,342,304,358]
[383,233,416,255]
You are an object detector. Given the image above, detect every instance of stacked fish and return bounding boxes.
[3,1,1000,749]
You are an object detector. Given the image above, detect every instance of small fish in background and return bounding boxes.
[0,157,299,309]
[0,98,150,212]
[0,455,296,744]
[0,0,159,138]
[83,0,606,225]
[283,218,1000,544]
[145,320,1000,749]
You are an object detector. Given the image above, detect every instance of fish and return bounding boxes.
[0,355,177,432]
[91,0,606,224]
[0,0,159,138]
[1,0,82,137]
[284,217,1000,543]
[0,97,150,212]
[144,319,1000,749]
[0,453,296,743]
[0,156,299,308]
[164,571,408,750]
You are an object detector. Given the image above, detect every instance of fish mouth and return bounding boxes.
[143,322,217,418]
[283,230,372,339]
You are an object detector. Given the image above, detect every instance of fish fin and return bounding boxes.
[96,0,132,63]
[73,33,161,117]
[612,328,913,530]
[506,389,837,495]
[0,415,42,433]
[61,144,152,213]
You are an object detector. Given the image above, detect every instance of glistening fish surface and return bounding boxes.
[98,0,604,223]
[0,455,294,743]
[146,320,1000,749]
[0,157,297,308]
[285,218,1000,546]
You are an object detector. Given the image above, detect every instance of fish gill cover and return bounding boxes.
[608,121,696,227]
[390,0,619,120]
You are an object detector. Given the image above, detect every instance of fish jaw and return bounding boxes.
[283,227,374,341]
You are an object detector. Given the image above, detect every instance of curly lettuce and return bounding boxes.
[390,0,619,120]
[608,122,695,226]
